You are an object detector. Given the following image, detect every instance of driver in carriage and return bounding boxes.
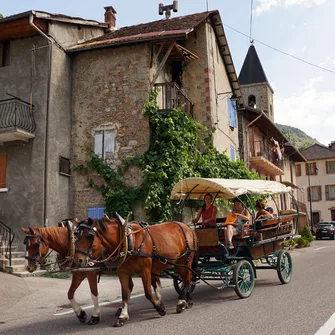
[192,193,217,227]
[225,198,251,250]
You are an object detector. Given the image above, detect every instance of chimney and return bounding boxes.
[104,6,117,30]
[329,141,335,151]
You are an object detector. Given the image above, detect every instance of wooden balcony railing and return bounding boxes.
[154,82,194,117]
[249,139,284,170]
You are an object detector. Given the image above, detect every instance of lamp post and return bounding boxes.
[307,163,313,232]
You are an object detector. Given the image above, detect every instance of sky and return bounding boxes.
[2,0,335,146]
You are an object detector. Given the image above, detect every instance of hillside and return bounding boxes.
[276,124,318,151]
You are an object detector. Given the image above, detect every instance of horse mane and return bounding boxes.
[37,226,68,248]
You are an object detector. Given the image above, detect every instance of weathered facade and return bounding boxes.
[295,142,335,224]
[69,10,242,219]
[0,11,106,246]
[0,8,243,248]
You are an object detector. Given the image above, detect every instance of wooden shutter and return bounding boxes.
[0,154,7,188]
[307,187,310,202]
[305,163,309,175]
[317,186,322,201]
[325,185,329,200]
[296,164,301,176]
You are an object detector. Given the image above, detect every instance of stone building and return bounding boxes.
[237,44,307,220]
[0,8,242,250]
[295,142,335,225]
[0,10,106,245]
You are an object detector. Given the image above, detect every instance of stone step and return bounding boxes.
[10,257,26,266]
[5,264,26,274]
[10,251,25,259]
[11,270,46,278]
[0,244,18,251]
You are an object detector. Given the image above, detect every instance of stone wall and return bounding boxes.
[71,44,152,219]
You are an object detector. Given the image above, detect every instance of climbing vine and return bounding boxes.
[76,91,258,222]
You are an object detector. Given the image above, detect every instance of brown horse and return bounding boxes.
[74,216,197,327]
[21,225,109,325]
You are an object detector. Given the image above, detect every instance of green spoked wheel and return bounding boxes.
[233,260,255,299]
[277,250,293,284]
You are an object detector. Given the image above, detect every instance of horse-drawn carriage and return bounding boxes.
[22,177,297,327]
[170,178,297,298]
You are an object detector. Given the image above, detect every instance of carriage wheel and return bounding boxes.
[173,275,196,295]
[277,250,292,284]
[233,259,255,299]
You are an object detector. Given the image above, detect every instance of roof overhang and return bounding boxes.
[209,12,242,104]
[240,106,306,162]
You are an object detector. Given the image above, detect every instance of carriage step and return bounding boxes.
[11,270,46,278]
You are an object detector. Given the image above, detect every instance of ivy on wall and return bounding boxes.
[76,91,258,222]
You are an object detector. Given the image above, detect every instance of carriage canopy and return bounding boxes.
[170,178,292,200]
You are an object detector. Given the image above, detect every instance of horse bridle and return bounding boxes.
[75,222,102,259]
[23,232,49,264]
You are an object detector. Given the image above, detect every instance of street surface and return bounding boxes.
[1,239,335,335]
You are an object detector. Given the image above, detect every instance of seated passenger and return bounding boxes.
[256,200,273,219]
[225,198,251,249]
[192,193,217,227]
[266,206,277,218]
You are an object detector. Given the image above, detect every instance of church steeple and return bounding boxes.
[238,45,274,121]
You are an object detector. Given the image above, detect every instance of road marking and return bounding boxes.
[54,293,145,316]
[314,312,335,335]
[314,247,327,251]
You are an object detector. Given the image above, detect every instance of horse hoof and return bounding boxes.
[176,302,187,314]
[186,301,193,309]
[88,316,100,325]
[115,308,122,317]
[158,308,166,316]
[77,310,87,323]
[113,318,126,327]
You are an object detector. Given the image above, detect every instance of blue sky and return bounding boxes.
[2,0,335,146]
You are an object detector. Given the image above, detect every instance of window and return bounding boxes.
[325,185,335,200]
[228,97,237,128]
[326,161,335,174]
[94,129,115,160]
[230,144,236,162]
[88,207,105,219]
[248,95,256,108]
[307,186,322,201]
[59,156,71,176]
[296,164,301,177]
[0,153,7,188]
[0,42,10,67]
[331,209,335,221]
[305,162,318,175]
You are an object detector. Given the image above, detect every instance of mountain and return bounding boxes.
[276,124,318,151]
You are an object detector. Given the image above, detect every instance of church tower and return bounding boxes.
[238,45,274,121]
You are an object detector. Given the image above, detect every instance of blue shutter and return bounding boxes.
[230,144,236,162]
[88,207,105,219]
[228,98,237,128]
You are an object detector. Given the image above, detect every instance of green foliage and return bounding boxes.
[41,272,70,279]
[77,91,259,222]
[283,238,297,248]
[0,14,3,19]
[294,237,310,248]
[276,123,318,150]
[301,225,314,242]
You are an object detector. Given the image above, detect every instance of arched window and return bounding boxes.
[248,95,256,108]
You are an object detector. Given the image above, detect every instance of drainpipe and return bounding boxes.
[29,14,53,227]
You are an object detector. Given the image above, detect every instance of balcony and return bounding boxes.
[0,98,35,143]
[154,82,194,117]
[249,140,284,176]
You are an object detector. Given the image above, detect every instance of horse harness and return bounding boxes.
[24,229,49,263]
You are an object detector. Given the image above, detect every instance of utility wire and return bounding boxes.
[224,23,335,75]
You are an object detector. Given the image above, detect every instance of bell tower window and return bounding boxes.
[248,95,256,108]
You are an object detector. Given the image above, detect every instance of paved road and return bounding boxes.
[1,239,335,335]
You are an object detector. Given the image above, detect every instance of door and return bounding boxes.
[312,212,320,225]
[331,209,335,221]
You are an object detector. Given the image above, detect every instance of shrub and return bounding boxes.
[301,225,314,243]
[294,237,310,248]
[284,239,297,248]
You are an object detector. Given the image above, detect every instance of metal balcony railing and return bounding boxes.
[0,98,36,133]
[0,220,15,267]
[154,82,194,117]
[249,139,284,170]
